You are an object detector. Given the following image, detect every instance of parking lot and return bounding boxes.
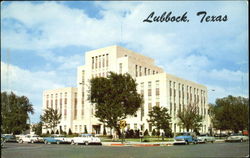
[1,141,249,158]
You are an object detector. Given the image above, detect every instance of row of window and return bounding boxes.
[135,65,159,77]
[91,54,109,69]
[169,81,206,95]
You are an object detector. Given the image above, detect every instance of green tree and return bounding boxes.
[147,106,172,139]
[32,121,43,136]
[1,92,34,134]
[40,108,61,132]
[68,128,72,135]
[89,72,143,137]
[177,103,203,132]
[210,95,249,133]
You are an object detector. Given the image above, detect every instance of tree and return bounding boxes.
[89,72,143,137]
[68,128,72,135]
[144,129,149,136]
[40,108,61,132]
[1,92,34,134]
[32,121,43,136]
[147,106,172,138]
[210,95,249,133]
[177,103,203,132]
[84,126,88,134]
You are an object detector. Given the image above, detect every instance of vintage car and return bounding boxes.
[197,134,215,143]
[71,134,102,145]
[43,135,64,144]
[18,134,44,143]
[53,135,73,144]
[1,136,6,147]
[225,133,249,142]
[174,132,198,145]
[2,134,17,142]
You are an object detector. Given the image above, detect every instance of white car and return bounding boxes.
[197,134,215,143]
[226,133,249,142]
[18,134,43,143]
[71,134,101,145]
[53,135,73,144]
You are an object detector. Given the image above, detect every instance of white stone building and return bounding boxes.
[42,46,210,135]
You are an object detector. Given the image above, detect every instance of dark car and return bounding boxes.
[2,134,17,142]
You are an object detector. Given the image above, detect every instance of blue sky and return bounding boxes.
[1,1,248,124]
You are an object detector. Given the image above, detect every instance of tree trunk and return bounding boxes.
[114,126,121,138]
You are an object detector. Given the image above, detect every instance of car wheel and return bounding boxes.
[185,141,189,145]
[31,140,34,144]
[240,139,243,142]
[204,139,207,143]
[85,141,89,146]
[19,139,23,144]
[56,141,60,144]
[71,140,74,145]
[44,140,48,144]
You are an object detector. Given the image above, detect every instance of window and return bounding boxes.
[119,63,122,74]
[92,57,94,69]
[156,102,160,107]
[106,54,109,67]
[134,124,137,130]
[148,103,152,111]
[99,55,101,68]
[139,66,142,76]
[140,82,144,94]
[102,55,105,67]
[75,125,78,133]
[80,125,82,133]
[153,70,155,75]
[148,81,152,96]
[144,68,147,76]
[95,56,98,69]
[156,80,160,96]
[148,69,150,75]
[127,124,130,130]
[135,65,138,77]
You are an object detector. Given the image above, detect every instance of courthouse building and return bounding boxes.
[42,46,210,135]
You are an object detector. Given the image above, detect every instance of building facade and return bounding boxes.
[42,46,210,135]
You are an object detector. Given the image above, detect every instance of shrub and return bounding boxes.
[125,129,134,138]
[103,127,107,136]
[68,128,73,135]
[84,126,88,134]
[152,129,156,136]
[144,129,149,136]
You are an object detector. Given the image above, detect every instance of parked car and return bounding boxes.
[1,136,6,147]
[2,134,17,142]
[225,133,249,142]
[174,132,198,145]
[53,135,73,144]
[197,134,215,143]
[43,135,64,144]
[71,134,102,145]
[18,134,44,143]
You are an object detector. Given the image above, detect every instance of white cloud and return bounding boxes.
[1,61,77,122]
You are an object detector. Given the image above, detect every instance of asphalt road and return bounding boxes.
[1,142,249,158]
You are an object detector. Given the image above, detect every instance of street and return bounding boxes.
[1,142,249,158]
